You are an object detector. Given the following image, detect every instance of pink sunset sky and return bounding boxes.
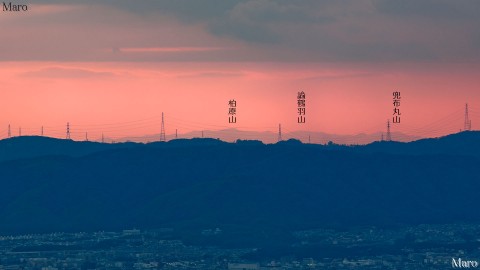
[1,1,480,142]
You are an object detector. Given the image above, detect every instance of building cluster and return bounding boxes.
[0,224,478,270]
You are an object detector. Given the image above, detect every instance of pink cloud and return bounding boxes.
[119,47,228,53]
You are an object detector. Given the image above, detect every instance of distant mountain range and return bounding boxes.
[105,128,421,145]
[0,131,479,237]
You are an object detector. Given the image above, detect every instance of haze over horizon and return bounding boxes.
[1,1,479,142]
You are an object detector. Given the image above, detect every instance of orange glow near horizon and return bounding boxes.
[1,61,480,142]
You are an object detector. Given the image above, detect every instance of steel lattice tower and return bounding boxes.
[278,124,282,142]
[386,120,391,141]
[464,103,472,131]
[66,122,71,139]
[160,112,166,142]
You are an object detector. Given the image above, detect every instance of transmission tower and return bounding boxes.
[85,132,88,141]
[278,124,282,142]
[175,129,178,139]
[160,112,166,142]
[464,103,472,131]
[66,122,71,139]
[41,126,44,136]
[8,124,11,138]
[19,127,21,137]
[102,133,105,143]
[386,120,391,141]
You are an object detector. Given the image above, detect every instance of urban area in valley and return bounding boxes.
[0,224,479,270]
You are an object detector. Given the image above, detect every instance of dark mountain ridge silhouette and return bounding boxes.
[359,131,480,157]
[0,136,137,162]
[110,128,421,145]
[1,131,479,162]
[0,132,479,236]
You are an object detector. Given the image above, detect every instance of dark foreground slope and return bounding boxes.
[0,133,479,235]
[0,136,138,162]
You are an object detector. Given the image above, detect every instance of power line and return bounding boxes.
[3,103,478,144]
[278,124,282,142]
